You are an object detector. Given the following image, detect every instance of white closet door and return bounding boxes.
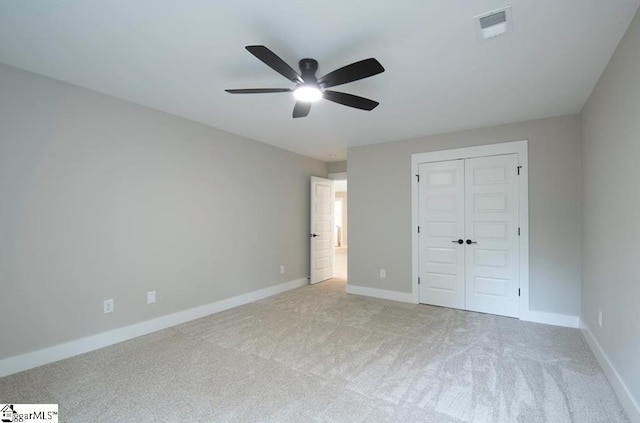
[418,160,465,309]
[464,154,520,317]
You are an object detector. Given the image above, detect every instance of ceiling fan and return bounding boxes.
[225,45,385,118]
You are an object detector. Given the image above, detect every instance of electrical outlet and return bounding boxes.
[598,310,603,328]
[147,291,156,304]
[280,265,285,274]
[103,299,114,314]
[380,269,386,278]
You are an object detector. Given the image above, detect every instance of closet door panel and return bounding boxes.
[464,154,520,317]
[418,160,465,309]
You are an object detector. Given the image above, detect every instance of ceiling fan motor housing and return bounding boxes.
[299,58,319,83]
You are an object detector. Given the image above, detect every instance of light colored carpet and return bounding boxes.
[0,271,628,422]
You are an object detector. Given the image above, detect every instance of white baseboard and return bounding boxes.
[520,310,579,328]
[346,284,415,304]
[344,287,579,328]
[0,278,308,378]
[580,319,640,423]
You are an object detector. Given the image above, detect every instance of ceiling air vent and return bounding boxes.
[474,6,512,40]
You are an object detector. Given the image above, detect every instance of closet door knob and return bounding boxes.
[451,239,464,244]
[466,239,477,245]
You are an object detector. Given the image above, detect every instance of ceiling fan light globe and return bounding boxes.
[293,85,322,102]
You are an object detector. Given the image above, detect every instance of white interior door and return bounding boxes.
[310,176,334,284]
[464,154,520,317]
[418,153,520,318]
[418,160,465,309]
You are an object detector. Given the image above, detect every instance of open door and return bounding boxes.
[310,176,335,284]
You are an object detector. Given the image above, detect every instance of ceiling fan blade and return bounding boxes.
[318,58,384,88]
[323,90,379,111]
[246,45,304,84]
[225,88,292,94]
[293,102,311,118]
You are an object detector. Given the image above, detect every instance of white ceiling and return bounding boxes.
[1,1,638,162]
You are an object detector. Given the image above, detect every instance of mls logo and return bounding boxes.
[1,405,15,423]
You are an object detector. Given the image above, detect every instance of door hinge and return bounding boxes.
[517,165,522,175]
[418,277,421,285]
[518,288,521,297]
[518,227,521,236]
[416,174,420,182]
[417,226,420,233]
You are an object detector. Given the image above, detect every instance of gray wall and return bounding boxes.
[348,115,582,316]
[0,63,327,360]
[581,8,640,404]
[327,161,347,174]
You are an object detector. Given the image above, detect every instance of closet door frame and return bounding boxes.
[411,140,529,319]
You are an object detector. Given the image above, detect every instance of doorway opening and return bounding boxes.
[309,173,347,285]
[333,178,347,281]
